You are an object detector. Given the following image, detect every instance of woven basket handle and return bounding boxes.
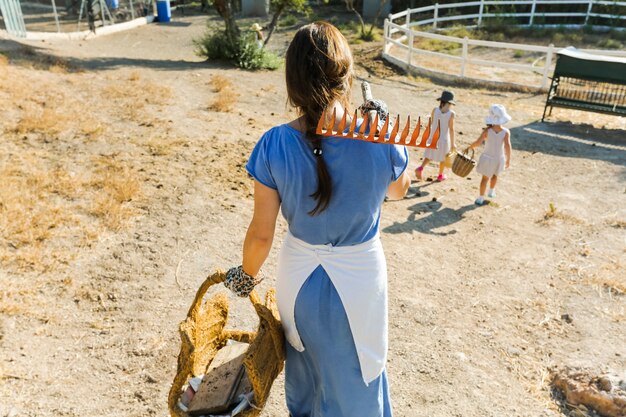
[186,271,262,321]
[464,147,475,159]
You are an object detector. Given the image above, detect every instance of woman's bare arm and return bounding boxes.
[387,170,411,200]
[242,181,281,277]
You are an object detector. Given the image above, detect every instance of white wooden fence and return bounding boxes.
[383,0,626,89]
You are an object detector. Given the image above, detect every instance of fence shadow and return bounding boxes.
[0,38,229,71]
[511,121,626,169]
[383,200,480,236]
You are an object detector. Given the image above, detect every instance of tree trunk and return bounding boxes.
[344,0,366,36]
[263,4,286,47]
[213,0,240,43]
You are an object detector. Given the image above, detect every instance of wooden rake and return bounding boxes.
[315,107,441,149]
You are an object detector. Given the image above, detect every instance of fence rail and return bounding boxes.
[383,0,626,90]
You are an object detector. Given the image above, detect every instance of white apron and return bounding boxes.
[276,231,389,385]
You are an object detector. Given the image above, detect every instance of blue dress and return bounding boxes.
[246,124,408,417]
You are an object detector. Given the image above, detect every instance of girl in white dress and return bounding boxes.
[469,104,512,206]
[415,90,456,182]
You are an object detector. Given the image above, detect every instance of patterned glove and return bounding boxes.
[225,265,262,297]
[359,99,389,122]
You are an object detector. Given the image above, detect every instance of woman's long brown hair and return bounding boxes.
[285,22,353,215]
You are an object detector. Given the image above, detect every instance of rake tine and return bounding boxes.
[324,107,337,136]
[337,110,347,135]
[417,117,431,148]
[426,119,441,149]
[377,116,390,142]
[367,114,379,141]
[358,113,369,139]
[410,116,421,146]
[399,115,411,144]
[388,114,400,143]
[348,109,358,136]
[316,109,327,135]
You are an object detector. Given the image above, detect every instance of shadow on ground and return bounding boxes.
[384,198,481,236]
[512,121,626,169]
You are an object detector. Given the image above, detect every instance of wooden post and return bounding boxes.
[51,0,61,32]
[129,0,135,19]
[584,0,593,25]
[478,0,484,26]
[407,30,414,69]
[405,7,411,28]
[529,0,536,26]
[460,36,468,76]
[433,3,438,29]
[542,44,554,89]
[383,18,389,54]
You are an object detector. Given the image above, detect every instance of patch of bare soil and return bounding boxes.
[1,13,625,417]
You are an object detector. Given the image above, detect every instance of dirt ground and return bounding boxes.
[1,11,625,417]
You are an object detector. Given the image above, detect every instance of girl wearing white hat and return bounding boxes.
[469,104,512,206]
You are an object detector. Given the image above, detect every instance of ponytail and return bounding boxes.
[304,110,332,216]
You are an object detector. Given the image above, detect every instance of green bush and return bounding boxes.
[194,30,282,70]
[280,14,298,27]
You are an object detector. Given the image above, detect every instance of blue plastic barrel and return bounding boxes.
[157,0,171,22]
[106,0,119,9]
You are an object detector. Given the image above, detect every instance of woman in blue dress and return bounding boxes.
[224,22,410,417]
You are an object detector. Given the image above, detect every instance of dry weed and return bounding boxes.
[210,75,231,92]
[129,71,141,82]
[538,202,584,225]
[0,54,8,66]
[13,106,67,135]
[209,88,238,112]
[0,154,141,272]
[103,80,171,106]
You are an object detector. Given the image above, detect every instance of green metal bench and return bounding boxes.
[542,47,626,122]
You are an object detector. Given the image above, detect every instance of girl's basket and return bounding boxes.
[168,271,285,417]
[452,148,476,177]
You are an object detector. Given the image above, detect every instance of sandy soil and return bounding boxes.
[1,11,625,417]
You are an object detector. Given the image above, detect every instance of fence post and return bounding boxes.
[407,30,414,69]
[51,0,61,33]
[384,18,389,54]
[584,0,593,25]
[478,0,484,26]
[542,44,554,89]
[129,0,135,19]
[529,0,536,26]
[460,36,468,76]
[433,3,439,29]
[405,8,411,28]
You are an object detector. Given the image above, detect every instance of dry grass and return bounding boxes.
[538,202,584,225]
[13,106,68,135]
[129,71,141,82]
[0,152,141,272]
[209,88,238,112]
[208,75,238,112]
[0,54,8,66]
[210,75,231,92]
[102,80,172,106]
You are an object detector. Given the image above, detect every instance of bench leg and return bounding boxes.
[542,104,549,122]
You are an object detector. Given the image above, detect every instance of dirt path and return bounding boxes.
[1,13,625,417]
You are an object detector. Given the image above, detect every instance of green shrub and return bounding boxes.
[280,14,298,27]
[598,38,623,49]
[194,29,282,70]
[513,49,524,58]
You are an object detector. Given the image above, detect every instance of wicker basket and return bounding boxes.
[168,271,285,417]
[452,148,476,177]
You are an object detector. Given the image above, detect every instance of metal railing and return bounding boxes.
[382,0,626,89]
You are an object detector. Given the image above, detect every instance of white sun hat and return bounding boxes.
[484,104,512,125]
